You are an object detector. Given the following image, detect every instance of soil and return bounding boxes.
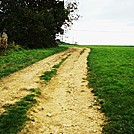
[0,48,106,134]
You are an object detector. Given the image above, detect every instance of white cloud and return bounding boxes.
[79,0,134,21]
[63,0,134,45]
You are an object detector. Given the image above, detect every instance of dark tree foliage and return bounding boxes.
[0,0,78,48]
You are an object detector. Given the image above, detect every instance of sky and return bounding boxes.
[63,0,134,45]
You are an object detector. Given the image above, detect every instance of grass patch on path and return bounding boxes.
[41,54,70,83]
[87,46,134,134]
[0,88,41,134]
[0,47,68,78]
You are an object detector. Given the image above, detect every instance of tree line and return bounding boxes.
[0,0,79,48]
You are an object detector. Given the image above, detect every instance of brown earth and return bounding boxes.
[0,48,106,134]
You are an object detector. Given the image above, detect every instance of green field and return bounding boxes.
[87,46,134,134]
[0,45,134,133]
[0,47,67,78]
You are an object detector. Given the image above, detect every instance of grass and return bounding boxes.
[29,88,41,95]
[0,46,68,78]
[0,88,41,134]
[41,69,57,83]
[87,46,134,134]
[41,54,70,83]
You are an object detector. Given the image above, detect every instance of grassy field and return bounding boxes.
[87,46,134,134]
[0,47,68,78]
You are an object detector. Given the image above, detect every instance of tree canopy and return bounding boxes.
[0,0,79,48]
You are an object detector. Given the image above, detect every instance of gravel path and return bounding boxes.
[0,48,73,114]
[0,48,106,134]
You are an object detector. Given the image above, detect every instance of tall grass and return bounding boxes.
[0,47,68,78]
[87,46,134,134]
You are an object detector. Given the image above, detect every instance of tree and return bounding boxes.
[0,0,79,48]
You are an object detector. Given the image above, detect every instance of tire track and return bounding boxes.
[19,48,106,134]
[0,48,74,114]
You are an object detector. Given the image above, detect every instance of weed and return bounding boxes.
[41,69,57,83]
[52,64,60,69]
[30,88,41,95]
[52,54,70,69]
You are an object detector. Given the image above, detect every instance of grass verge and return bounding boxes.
[87,46,134,134]
[0,47,68,78]
[0,88,41,134]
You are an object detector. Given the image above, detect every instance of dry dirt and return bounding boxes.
[0,48,106,134]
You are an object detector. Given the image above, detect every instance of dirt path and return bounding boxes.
[0,48,74,113]
[19,48,105,134]
[0,48,106,133]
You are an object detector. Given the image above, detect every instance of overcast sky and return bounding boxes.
[63,0,134,45]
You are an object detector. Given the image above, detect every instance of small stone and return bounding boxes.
[97,106,101,110]
[47,113,52,117]
[63,124,72,127]
[67,91,71,93]
[93,130,97,133]
[32,109,38,113]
